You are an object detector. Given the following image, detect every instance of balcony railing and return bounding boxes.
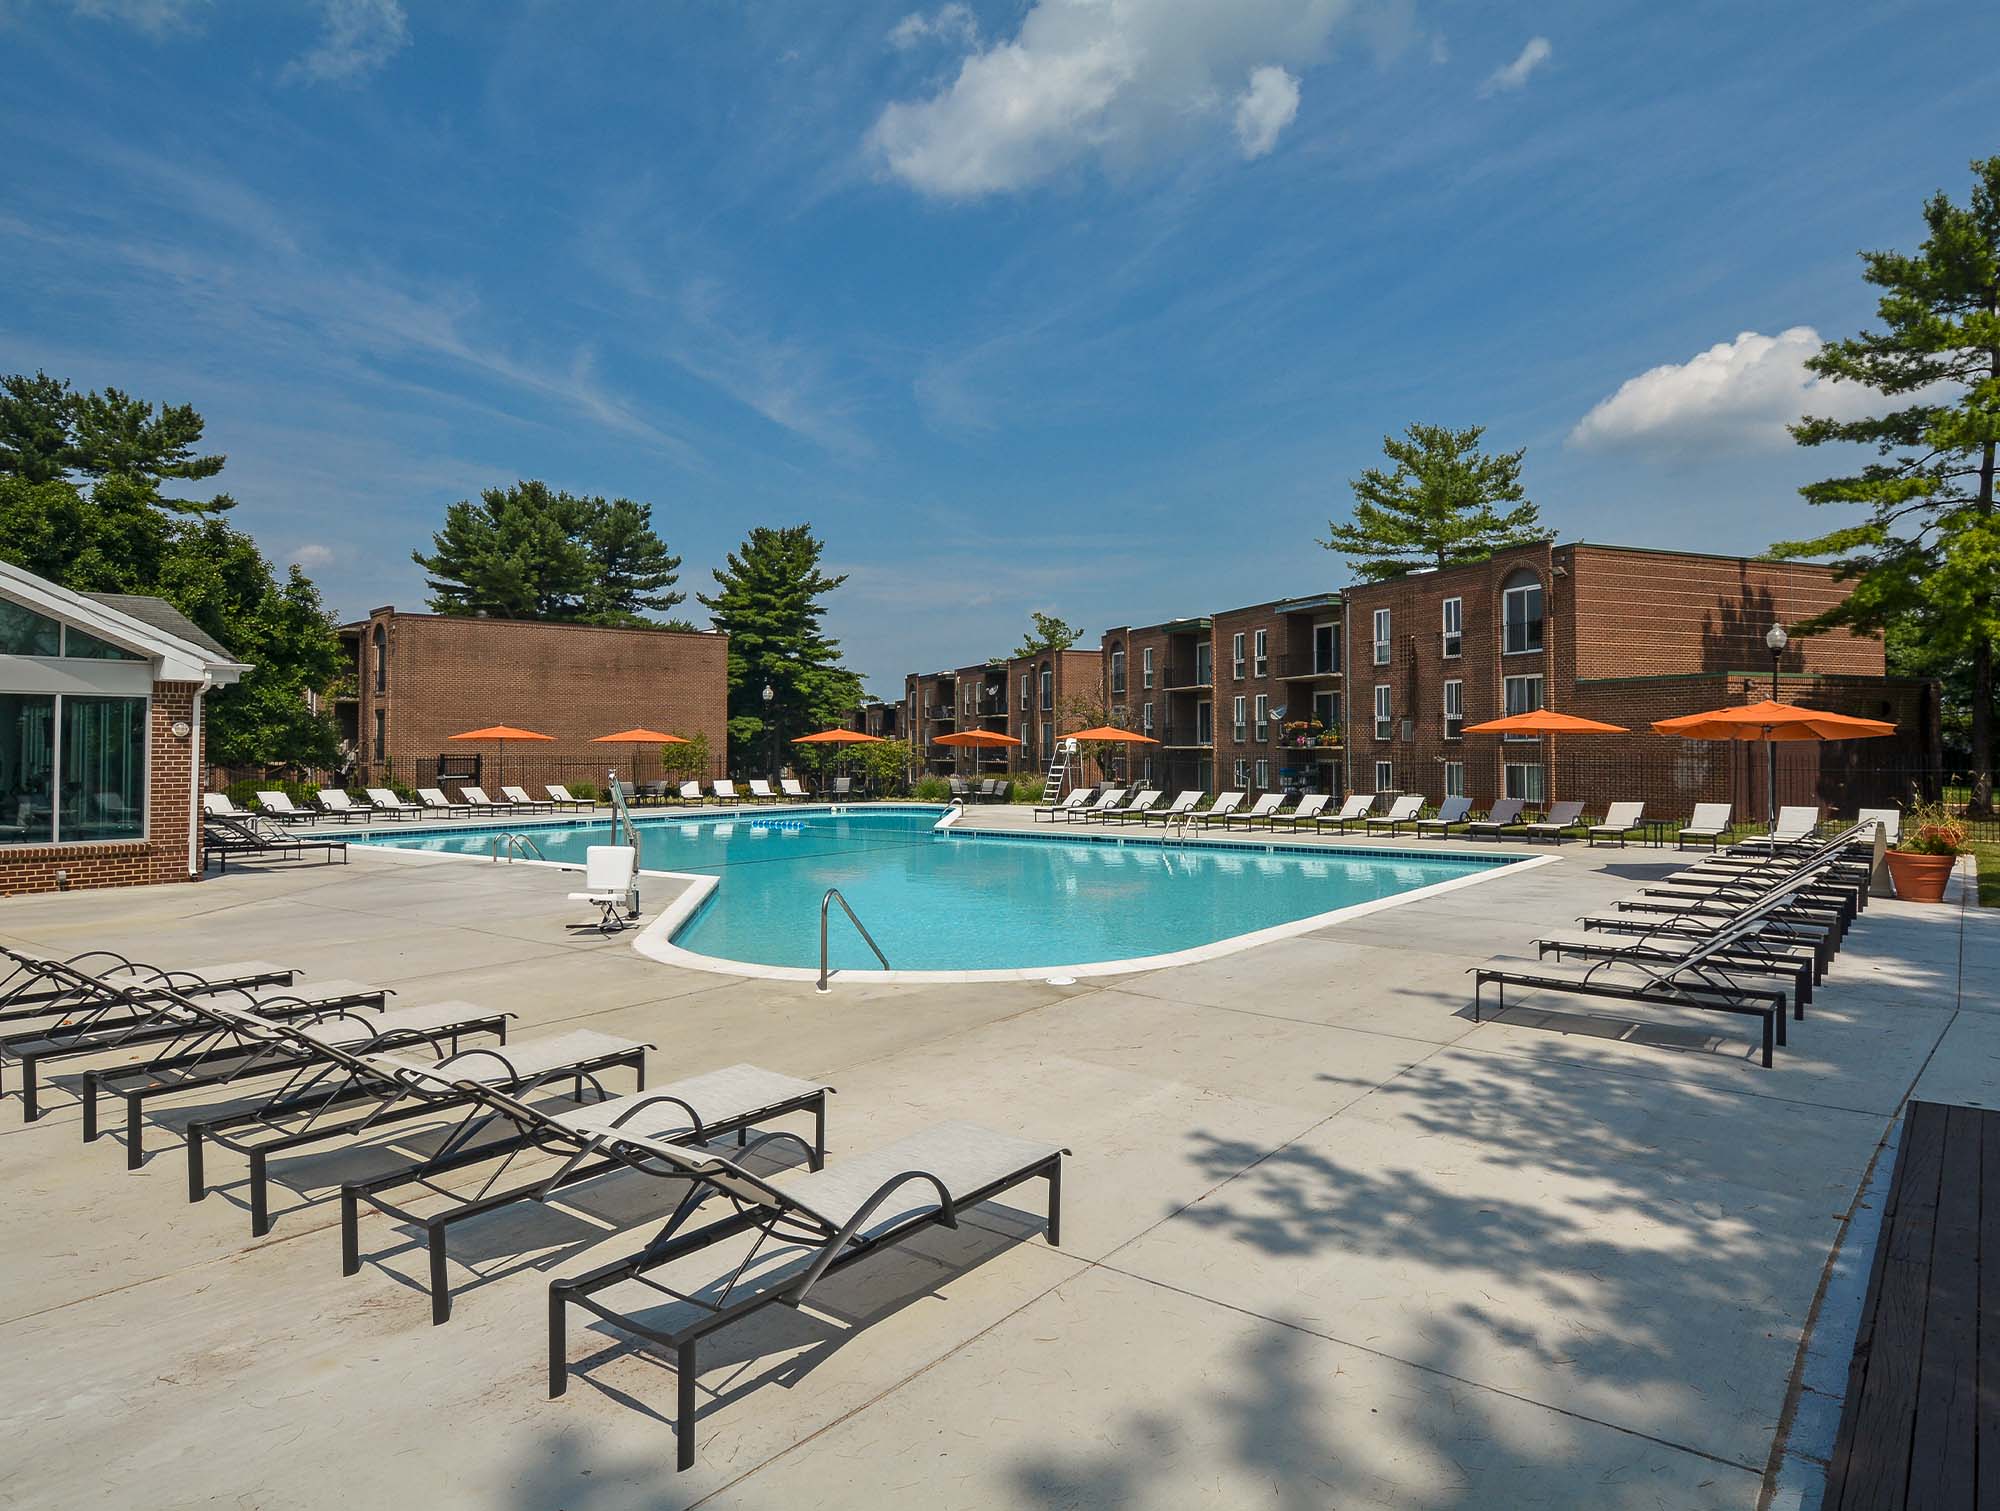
[923,705,954,720]
[1161,663,1211,689]
[1157,724,1213,747]
[1276,652,1341,678]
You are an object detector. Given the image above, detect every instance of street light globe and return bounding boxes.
[761,683,774,704]
[1764,623,1788,655]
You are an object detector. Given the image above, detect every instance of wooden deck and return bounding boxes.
[1824,1099,1997,1509]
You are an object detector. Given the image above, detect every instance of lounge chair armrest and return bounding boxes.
[788,1168,959,1302]
[606,1091,705,1139]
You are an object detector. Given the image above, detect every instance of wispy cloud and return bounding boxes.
[1479,36,1551,96]
[887,3,977,53]
[65,0,205,37]
[284,0,408,86]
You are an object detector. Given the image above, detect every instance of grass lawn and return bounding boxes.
[1973,841,1999,907]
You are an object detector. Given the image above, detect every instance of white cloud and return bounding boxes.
[285,0,408,86]
[1568,327,1885,454]
[1479,35,1550,96]
[290,542,336,568]
[1233,66,1300,159]
[866,0,1350,197]
[887,3,977,52]
[66,0,205,36]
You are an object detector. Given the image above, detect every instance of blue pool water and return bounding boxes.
[358,808,1515,972]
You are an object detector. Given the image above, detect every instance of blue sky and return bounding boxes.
[4,0,1995,694]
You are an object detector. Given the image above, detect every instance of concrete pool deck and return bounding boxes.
[0,806,1989,1508]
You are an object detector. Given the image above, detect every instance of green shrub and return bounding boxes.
[913,775,952,803]
[568,780,601,802]
[226,777,319,810]
[1009,775,1046,804]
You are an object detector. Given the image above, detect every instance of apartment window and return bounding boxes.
[1375,760,1394,792]
[1505,762,1546,802]
[1313,622,1339,674]
[1232,632,1245,680]
[1196,700,1213,744]
[1255,758,1269,790]
[1232,695,1246,742]
[1041,720,1053,755]
[371,623,387,692]
[1039,666,1053,711]
[1503,573,1545,655]
[1443,679,1464,741]
[1020,674,1029,710]
[1110,647,1126,695]
[1503,673,1544,740]
[1373,684,1392,741]
[1142,647,1154,688]
[1444,760,1466,799]
[1195,642,1212,684]
[1253,694,1269,741]
[373,706,385,760]
[1234,758,1249,788]
[1372,608,1391,666]
[1142,756,1154,782]
[1,691,148,847]
[1142,700,1154,732]
[1252,628,1268,677]
[1441,597,1462,659]
[1312,690,1340,730]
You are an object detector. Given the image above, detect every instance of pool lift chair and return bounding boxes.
[568,779,644,932]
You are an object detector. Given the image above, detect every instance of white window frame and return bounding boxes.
[1231,631,1245,680]
[1444,760,1466,799]
[1443,678,1464,741]
[1373,683,1392,741]
[1255,758,1269,789]
[1503,581,1545,656]
[1252,628,1268,677]
[1110,648,1125,695]
[1233,757,1249,788]
[1232,695,1246,742]
[1142,700,1155,732]
[1441,597,1462,658]
[0,687,154,849]
[1253,693,1268,741]
[1374,759,1393,791]
[1504,761,1546,803]
[1039,666,1053,712]
[1313,620,1338,675]
[1503,673,1544,741]
[1372,608,1391,666]
[1142,647,1154,689]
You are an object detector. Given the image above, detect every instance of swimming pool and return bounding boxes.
[357,806,1529,979]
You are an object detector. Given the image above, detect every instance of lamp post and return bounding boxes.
[1764,623,1788,832]
[761,682,776,785]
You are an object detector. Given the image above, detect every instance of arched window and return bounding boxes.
[372,624,387,692]
[1108,641,1126,696]
[1501,570,1544,655]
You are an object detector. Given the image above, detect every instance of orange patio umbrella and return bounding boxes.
[1461,709,1628,807]
[1061,726,1158,744]
[1652,699,1896,832]
[932,730,1021,747]
[590,727,690,788]
[447,724,554,788]
[793,729,888,744]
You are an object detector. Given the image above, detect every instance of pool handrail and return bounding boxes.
[818,888,891,992]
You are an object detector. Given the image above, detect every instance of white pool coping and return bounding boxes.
[348,803,1560,987]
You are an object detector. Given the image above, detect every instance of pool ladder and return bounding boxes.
[489,832,548,864]
[818,887,891,993]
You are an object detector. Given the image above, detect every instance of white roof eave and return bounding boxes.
[0,559,252,686]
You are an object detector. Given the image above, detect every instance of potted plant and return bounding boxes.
[1882,802,1966,904]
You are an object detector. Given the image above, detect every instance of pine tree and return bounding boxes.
[413,480,682,623]
[1323,423,1547,581]
[1771,156,2000,812]
[1012,611,1084,657]
[697,525,862,767]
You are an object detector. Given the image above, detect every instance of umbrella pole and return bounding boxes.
[1766,728,1776,834]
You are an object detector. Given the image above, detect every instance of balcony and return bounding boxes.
[1276,652,1341,680]
[1161,663,1211,690]
[1157,724,1213,747]
[923,704,954,720]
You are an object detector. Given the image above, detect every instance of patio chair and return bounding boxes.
[1856,807,1902,845]
[668,781,699,806]
[203,815,349,872]
[80,990,513,1166]
[1315,794,1374,833]
[568,846,637,934]
[780,777,810,800]
[1414,796,1473,838]
[1676,803,1732,850]
[544,784,594,812]
[1138,790,1205,827]
[0,948,294,1031]
[185,1023,655,1236]
[341,1062,832,1324]
[1067,788,1130,823]
[1522,800,1588,843]
[1189,791,1246,829]
[365,788,425,819]
[203,792,254,820]
[1103,789,1164,824]
[1223,793,1288,830]
[416,788,476,818]
[1364,794,1425,836]
[1587,801,1646,847]
[1033,788,1093,821]
[1269,794,1331,832]
[315,789,375,823]
[747,778,782,803]
[1736,806,1821,852]
[711,779,740,804]
[831,776,853,800]
[500,785,555,813]
[1465,798,1527,840]
[549,1119,1067,1470]
[254,790,318,825]
[456,787,510,813]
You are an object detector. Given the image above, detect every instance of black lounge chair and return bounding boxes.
[340,1061,832,1323]
[0,948,295,1033]
[204,815,349,870]
[1465,798,1527,840]
[550,1119,1067,1471]
[185,1027,654,1236]
[1414,796,1473,837]
[1522,800,1587,842]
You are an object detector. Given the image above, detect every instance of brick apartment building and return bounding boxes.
[904,649,1103,780]
[1,560,248,894]
[846,699,900,740]
[340,609,729,791]
[1337,542,1939,813]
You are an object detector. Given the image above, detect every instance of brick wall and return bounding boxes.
[1212,601,1288,795]
[0,681,200,896]
[356,612,728,790]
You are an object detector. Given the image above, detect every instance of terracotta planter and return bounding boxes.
[1885,849,1956,903]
